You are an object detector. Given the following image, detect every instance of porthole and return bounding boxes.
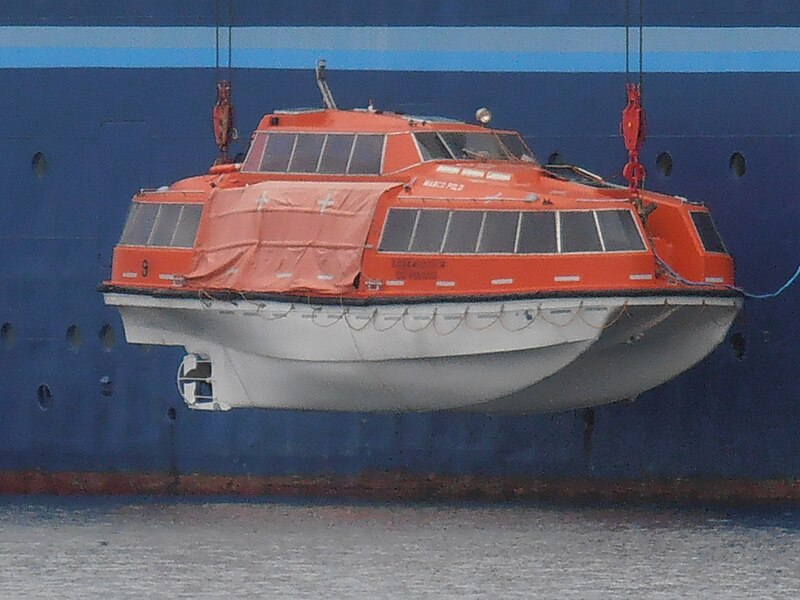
[0,322,14,348]
[547,151,563,165]
[37,384,54,411]
[32,152,48,178]
[66,325,81,350]
[729,152,746,178]
[100,375,113,397]
[99,323,115,351]
[656,152,673,177]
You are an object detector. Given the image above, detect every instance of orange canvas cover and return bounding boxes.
[185,181,398,294]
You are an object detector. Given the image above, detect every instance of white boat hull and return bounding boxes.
[103,292,741,413]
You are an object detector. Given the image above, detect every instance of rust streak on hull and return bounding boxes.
[2,471,800,506]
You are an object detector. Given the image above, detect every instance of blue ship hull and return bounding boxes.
[1,2,799,501]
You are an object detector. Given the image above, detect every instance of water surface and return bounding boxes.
[0,497,798,599]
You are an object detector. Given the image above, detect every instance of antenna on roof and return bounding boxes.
[316,59,338,110]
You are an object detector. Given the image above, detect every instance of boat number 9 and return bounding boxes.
[141,259,149,277]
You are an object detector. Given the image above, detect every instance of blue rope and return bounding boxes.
[730,263,800,299]
[654,255,800,300]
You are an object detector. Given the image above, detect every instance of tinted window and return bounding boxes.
[560,211,602,253]
[597,210,645,251]
[440,132,511,160]
[289,134,324,172]
[241,133,268,171]
[319,134,355,174]
[149,204,183,246]
[120,202,159,246]
[517,212,557,253]
[691,212,727,253]
[379,209,417,252]
[415,132,452,160]
[171,204,204,247]
[409,210,449,253]
[442,211,483,253]
[499,133,535,161]
[349,134,384,174]
[478,212,518,253]
[260,133,295,172]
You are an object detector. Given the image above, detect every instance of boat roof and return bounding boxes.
[256,108,512,134]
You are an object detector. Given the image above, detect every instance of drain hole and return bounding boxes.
[729,152,746,177]
[37,384,54,411]
[656,151,673,177]
[1,322,14,348]
[66,325,82,350]
[547,151,563,165]
[99,324,115,351]
[167,407,177,421]
[32,152,48,177]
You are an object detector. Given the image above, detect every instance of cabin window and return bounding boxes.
[691,212,727,253]
[348,134,384,174]
[245,132,385,175]
[596,210,645,251]
[378,208,647,256]
[559,211,603,253]
[440,132,512,160]
[288,134,325,173]
[119,202,203,248]
[260,133,295,172]
[409,210,449,253]
[148,204,183,247]
[120,202,159,246]
[415,132,452,161]
[319,134,355,174]
[517,212,557,253]
[171,205,204,247]
[441,211,483,253]
[379,208,418,252]
[478,211,518,253]
[498,133,535,161]
[241,133,268,171]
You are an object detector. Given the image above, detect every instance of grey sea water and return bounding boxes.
[0,496,798,599]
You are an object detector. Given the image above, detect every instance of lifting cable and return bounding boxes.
[213,0,237,163]
[621,0,647,198]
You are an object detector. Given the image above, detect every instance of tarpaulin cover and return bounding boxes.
[185,181,398,294]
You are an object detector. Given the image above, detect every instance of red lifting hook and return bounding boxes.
[621,82,647,194]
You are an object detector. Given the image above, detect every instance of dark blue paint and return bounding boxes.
[0,64,799,482]
[3,1,800,27]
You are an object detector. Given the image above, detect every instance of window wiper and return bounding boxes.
[462,147,490,161]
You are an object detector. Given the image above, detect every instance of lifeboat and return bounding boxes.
[101,92,741,413]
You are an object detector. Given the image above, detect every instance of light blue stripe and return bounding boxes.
[1,26,799,72]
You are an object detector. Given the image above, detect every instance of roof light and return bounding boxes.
[475,107,493,126]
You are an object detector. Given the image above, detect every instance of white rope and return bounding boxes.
[432,307,468,336]
[401,307,437,332]
[498,306,538,332]
[462,305,503,331]
[344,307,376,331]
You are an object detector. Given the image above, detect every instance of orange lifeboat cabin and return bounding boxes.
[102,106,742,413]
